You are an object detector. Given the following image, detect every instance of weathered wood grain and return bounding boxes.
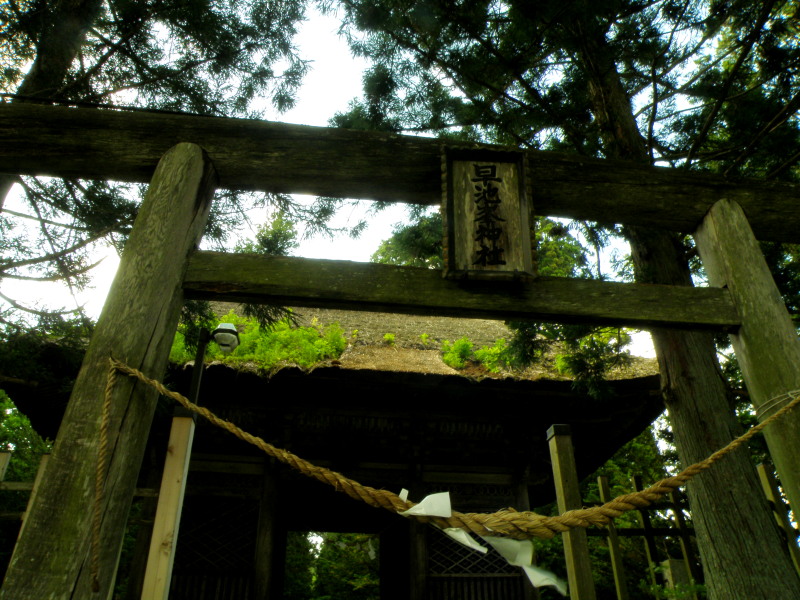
[15,454,48,542]
[3,103,800,242]
[183,251,740,330]
[0,143,216,600]
[598,476,630,600]
[757,464,800,573]
[141,414,195,600]
[695,198,800,517]
[548,425,596,599]
[254,465,284,600]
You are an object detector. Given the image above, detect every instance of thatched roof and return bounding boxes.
[222,303,659,381]
[164,305,663,521]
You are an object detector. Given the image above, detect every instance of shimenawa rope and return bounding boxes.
[90,356,800,591]
[91,363,115,593]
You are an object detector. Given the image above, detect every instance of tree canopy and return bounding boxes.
[332,0,800,598]
[1,0,307,115]
[333,0,799,176]
[0,0,311,328]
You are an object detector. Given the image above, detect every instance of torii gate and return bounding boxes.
[1,103,800,599]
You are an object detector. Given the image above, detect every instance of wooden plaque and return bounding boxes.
[443,148,534,280]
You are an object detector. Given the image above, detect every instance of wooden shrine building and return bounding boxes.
[160,349,661,598]
[1,102,800,599]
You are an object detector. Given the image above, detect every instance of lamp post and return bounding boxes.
[141,323,239,600]
[185,324,239,406]
[187,328,210,406]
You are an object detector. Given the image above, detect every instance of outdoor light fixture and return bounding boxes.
[186,323,240,407]
[211,323,240,354]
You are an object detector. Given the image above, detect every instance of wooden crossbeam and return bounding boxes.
[183,251,740,330]
[3,103,800,242]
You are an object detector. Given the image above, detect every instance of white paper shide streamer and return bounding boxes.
[398,490,452,518]
[482,536,568,596]
[397,490,567,595]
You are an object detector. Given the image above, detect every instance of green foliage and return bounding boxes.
[535,218,590,278]
[382,332,395,346]
[554,327,632,398]
[170,310,347,370]
[587,428,672,504]
[643,579,707,599]
[505,322,633,397]
[178,300,219,354]
[0,390,51,578]
[371,211,443,268]
[312,532,379,600]
[233,210,301,329]
[761,241,800,316]
[241,302,297,332]
[441,337,474,369]
[473,339,510,373]
[0,390,51,481]
[504,321,554,367]
[441,337,517,373]
[419,333,430,346]
[284,531,316,600]
[235,211,300,256]
[111,499,145,599]
[0,314,88,411]
[507,218,630,384]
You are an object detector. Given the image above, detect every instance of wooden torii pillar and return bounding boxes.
[0,143,216,600]
[695,198,800,513]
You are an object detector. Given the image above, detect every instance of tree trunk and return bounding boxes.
[15,0,104,100]
[0,0,103,211]
[569,18,800,600]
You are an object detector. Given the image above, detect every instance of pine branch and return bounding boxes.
[2,258,104,282]
[0,290,76,318]
[1,208,93,232]
[60,26,143,97]
[0,227,111,271]
[685,0,780,167]
[724,90,800,176]
[766,148,800,180]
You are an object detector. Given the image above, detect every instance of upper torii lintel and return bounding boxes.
[2,102,800,243]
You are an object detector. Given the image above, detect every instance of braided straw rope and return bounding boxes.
[104,356,800,541]
[91,363,116,593]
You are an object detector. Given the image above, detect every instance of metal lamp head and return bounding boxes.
[211,323,240,354]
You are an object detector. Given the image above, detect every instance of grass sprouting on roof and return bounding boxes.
[170,310,347,370]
